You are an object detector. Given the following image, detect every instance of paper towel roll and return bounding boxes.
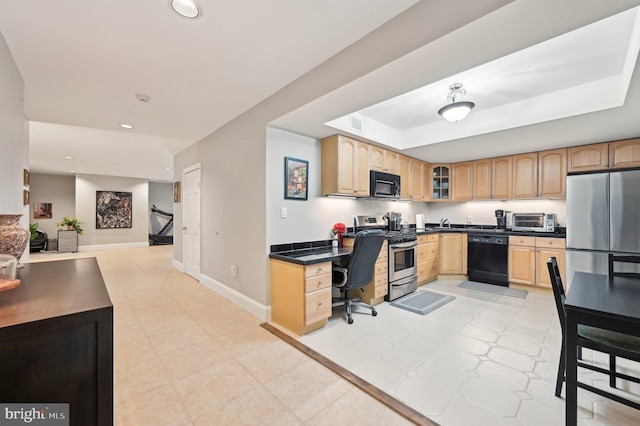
[415,214,425,230]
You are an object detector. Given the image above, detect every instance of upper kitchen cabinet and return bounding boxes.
[609,138,640,169]
[370,146,399,174]
[473,159,492,200]
[409,158,424,200]
[512,153,538,199]
[492,156,513,200]
[422,161,432,201]
[538,148,567,198]
[567,143,609,172]
[431,164,451,201]
[398,154,411,199]
[452,162,473,202]
[321,135,369,197]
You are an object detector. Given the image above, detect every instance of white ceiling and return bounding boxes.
[2,0,640,176]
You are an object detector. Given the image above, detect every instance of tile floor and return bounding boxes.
[30,247,412,426]
[301,280,640,425]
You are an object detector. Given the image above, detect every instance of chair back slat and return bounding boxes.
[608,253,640,279]
[547,257,567,333]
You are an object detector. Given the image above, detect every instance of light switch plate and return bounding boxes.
[281,207,287,218]
[467,215,473,223]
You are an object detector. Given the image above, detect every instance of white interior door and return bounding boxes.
[183,164,201,279]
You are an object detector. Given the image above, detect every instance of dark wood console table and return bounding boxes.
[0,258,113,426]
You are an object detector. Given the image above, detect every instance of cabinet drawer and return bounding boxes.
[304,273,331,293]
[426,234,439,243]
[304,288,331,325]
[509,236,535,247]
[417,235,429,244]
[535,237,566,249]
[374,272,388,287]
[374,283,388,298]
[305,262,332,278]
[374,262,388,275]
[376,250,388,263]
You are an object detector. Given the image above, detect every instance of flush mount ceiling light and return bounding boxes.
[120,123,134,129]
[437,83,475,122]
[63,155,74,160]
[170,0,201,19]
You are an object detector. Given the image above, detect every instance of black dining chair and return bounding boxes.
[547,257,640,400]
[608,253,640,279]
[332,229,385,324]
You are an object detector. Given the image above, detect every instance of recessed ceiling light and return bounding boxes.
[170,0,201,19]
[120,123,134,129]
[63,155,74,160]
[164,167,172,170]
[69,169,76,173]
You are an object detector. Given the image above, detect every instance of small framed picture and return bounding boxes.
[23,169,30,186]
[284,157,308,201]
[23,190,30,206]
[34,202,53,219]
[173,181,181,203]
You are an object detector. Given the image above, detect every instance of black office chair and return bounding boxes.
[608,253,640,279]
[547,257,640,401]
[29,230,48,253]
[332,229,385,324]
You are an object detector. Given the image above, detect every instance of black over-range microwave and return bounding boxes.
[370,170,400,199]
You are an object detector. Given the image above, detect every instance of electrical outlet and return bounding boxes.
[467,215,473,223]
[281,207,287,218]
[231,265,238,277]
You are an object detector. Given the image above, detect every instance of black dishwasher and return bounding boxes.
[467,234,509,286]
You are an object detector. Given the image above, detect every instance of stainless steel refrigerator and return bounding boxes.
[566,170,640,287]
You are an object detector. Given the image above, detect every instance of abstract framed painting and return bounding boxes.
[96,191,132,229]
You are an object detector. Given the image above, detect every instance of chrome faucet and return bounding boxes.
[440,218,450,228]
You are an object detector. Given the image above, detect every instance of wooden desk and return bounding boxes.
[565,272,640,425]
[0,258,113,426]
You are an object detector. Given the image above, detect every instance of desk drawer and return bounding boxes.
[304,273,331,293]
[305,288,331,325]
[374,262,388,275]
[374,283,387,298]
[509,236,535,247]
[374,272,388,287]
[305,262,332,278]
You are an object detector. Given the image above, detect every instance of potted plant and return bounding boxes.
[29,223,39,241]
[57,217,84,235]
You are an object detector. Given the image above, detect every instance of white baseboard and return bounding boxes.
[78,242,150,252]
[200,273,271,322]
[171,258,184,272]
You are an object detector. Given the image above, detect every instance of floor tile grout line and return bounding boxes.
[260,322,439,426]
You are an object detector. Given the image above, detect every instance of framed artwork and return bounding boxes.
[23,169,30,186]
[284,157,308,200]
[23,190,30,206]
[33,202,53,219]
[173,181,181,203]
[96,191,132,229]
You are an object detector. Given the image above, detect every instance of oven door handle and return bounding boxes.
[390,241,417,249]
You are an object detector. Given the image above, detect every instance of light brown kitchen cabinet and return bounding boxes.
[538,148,567,198]
[398,154,411,199]
[270,259,332,335]
[508,236,536,285]
[370,146,399,173]
[440,233,467,275]
[491,156,513,199]
[452,162,473,202]
[567,143,609,172]
[343,239,388,304]
[473,159,492,200]
[422,161,432,201]
[508,236,566,287]
[513,153,538,199]
[431,164,451,201]
[321,135,369,197]
[409,158,423,199]
[609,138,640,169]
[535,237,566,287]
[417,234,439,285]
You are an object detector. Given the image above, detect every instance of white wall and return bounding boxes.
[28,173,76,237]
[149,182,173,236]
[75,174,149,249]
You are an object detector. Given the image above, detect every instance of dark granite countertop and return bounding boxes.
[269,247,352,265]
[343,227,566,239]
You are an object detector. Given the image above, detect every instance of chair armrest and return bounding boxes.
[332,266,348,288]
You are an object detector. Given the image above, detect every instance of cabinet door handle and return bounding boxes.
[317,302,323,306]
[317,280,323,286]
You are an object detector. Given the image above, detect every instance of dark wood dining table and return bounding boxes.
[564,271,640,425]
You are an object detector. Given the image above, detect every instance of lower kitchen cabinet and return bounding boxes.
[270,259,332,335]
[342,239,388,305]
[417,234,439,285]
[508,236,566,287]
[440,233,467,275]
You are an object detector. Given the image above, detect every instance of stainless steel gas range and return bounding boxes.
[353,215,418,301]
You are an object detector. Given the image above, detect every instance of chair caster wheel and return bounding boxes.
[348,317,354,324]
[372,310,377,316]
